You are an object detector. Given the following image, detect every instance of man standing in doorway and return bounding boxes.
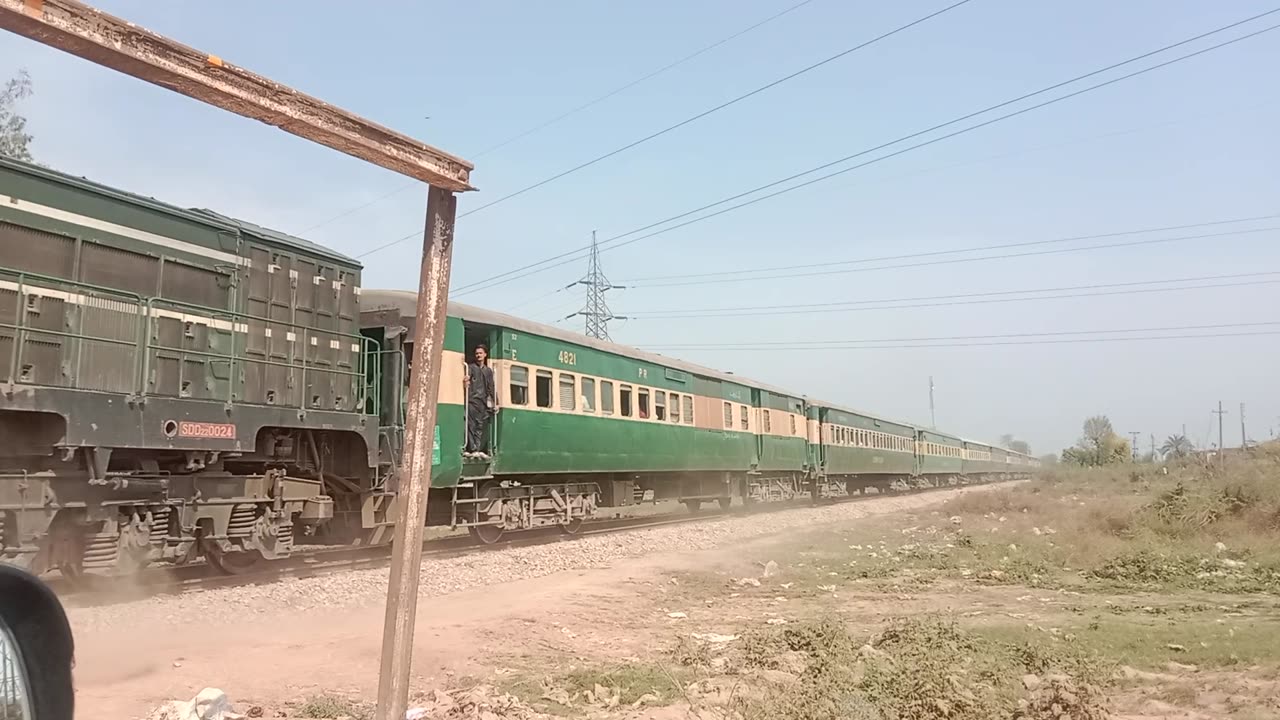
[464,343,496,459]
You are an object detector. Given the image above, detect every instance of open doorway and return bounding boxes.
[462,323,499,461]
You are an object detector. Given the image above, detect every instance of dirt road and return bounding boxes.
[71,486,1000,718]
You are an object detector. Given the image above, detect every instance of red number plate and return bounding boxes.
[177,421,236,439]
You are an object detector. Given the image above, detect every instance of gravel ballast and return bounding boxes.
[69,484,1012,631]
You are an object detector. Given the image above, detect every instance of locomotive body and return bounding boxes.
[0,156,380,574]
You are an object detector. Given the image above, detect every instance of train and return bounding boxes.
[0,155,1038,577]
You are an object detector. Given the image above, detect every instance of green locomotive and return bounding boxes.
[0,156,1036,577]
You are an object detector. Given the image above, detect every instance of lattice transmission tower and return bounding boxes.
[566,231,624,340]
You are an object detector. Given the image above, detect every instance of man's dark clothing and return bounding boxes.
[466,362,495,455]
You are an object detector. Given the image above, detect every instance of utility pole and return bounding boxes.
[566,231,625,340]
[1240,402,1247,449]
[1212,402,1228,466]
[1150,433,1155,462]
[929,376,936,429]
[1128,431,1140,462]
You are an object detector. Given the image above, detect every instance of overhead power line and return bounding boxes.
[470,0,822,158]
[358,0,978,259]
[645,320,1280,348]
[450,0,975,219]
[297,0,818,236]
[447,9,1280,295]
[642,328,1280,352]
[623,272,1280,320]
[626,225,1280,289]
[621,213,1280,285]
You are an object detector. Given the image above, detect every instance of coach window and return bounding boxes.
[535,370,553,408]
[683,395,694,425]
[601,380,615,416]
[559,373,577,411]
[740,405,749,430]
[789,415,797,436]
[620,385,634,417]
[670,393,681,423]
[509,365,529,406]
[582,377,596,413]
[723,402,732,429]
[655,391,666,421]
[762,409,771,433]
[638,389,651,419]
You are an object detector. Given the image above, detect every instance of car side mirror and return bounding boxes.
[0,566,75,720]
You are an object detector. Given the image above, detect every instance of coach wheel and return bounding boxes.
[203,539,264,575]
[468,480,507,545]
[558,518,584,536]
[718,497,733,511]
[468,524,505,545]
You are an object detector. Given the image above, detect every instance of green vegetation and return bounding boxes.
[496,449,1280,718]
[770,447,1280,598]
[0,70,33,162]
[1161,434,1196,461]
[1061,415,1131,466]
[734,616,1109,720]
[296,694,370,720]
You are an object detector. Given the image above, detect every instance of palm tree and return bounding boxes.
[1160,434,1194,461]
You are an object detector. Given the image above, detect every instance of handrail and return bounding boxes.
[0,264,383,417]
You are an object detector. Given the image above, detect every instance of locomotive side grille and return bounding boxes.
[80,241,158,297]
[0,222,75,279]
[160,260,230,309]
[75,292,142,393]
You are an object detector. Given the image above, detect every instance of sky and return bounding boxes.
[2,0,1277,455]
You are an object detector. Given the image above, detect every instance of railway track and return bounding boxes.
[51,478,1018,608]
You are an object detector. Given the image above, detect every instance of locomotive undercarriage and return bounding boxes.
[0,417,380,578]
[0,452,341,577]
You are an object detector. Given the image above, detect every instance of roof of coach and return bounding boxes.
[0,155,359,267]
[361,288,801,398]
[803,396,921,433]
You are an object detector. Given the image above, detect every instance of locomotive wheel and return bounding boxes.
[202,539,264,575]
[558,518,585,536]
[718,497,733,511]
[468,524,505,545]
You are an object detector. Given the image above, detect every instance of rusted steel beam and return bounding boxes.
[375,185,457,720]
[0,0,474,190]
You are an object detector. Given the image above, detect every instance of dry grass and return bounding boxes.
[786,452,1280,596]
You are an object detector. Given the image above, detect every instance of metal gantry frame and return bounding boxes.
[0,2,474,718]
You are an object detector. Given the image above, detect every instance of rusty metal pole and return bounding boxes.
[375,185,457,720]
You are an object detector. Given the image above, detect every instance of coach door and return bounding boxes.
[462,321,501,460]
[751,389,767,469]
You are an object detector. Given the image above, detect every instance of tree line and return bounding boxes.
[1055,415,1195,467]
[1,69,34,161]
